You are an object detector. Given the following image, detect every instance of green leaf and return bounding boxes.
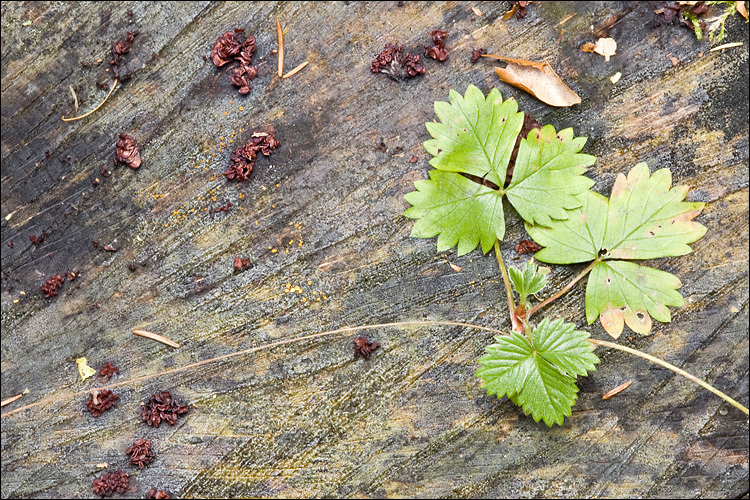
[526,163,706,337]
[424,85,524,187]
[585,260,685,336]
[509,259,550,305]
[404,170,505,255]
[405,85,595,255]
[506,125,596,226]
[476,318,599,426]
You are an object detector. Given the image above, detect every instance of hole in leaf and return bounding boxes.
[598,248,607,257]
[636,312,646,321]
[605,277,611,284]
[647,230,655,236]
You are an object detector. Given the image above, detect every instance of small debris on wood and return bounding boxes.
[470,48,487,63]
[41,274,64,298]
[66,271,79,281]
[354,336,381,359]
[1,392,25,407]
[371,43,425,80]
[276,18,284,77]
[141,391,189,427]
[410,155,419,163]
[76,357,97,381]
[224,132,280,182]
[92,470,129,496]
[233,256,251,270]
[103,244,118,252]
[610,71,622,84]
[282,61,309,79]
[515,239,543,254]
[424,29,448,61]
[449,262,462,272]
[29,230,47,245]
[86,389,119,417]
[487,55,581,107]
[145,489,171,499]
[70,85,79,112]
[581,42,596,53]
[132,329,180,348]
[502,1,530,20]
[126,438,156,469]
[593,37,617,61]
[602,380,632,400]
[471,6,483,16]
[710,41,744,51]
[99,362,120,378]
[115,133,141,169]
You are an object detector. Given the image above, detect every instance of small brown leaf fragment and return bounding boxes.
[449,262,462,272]
[602,380,632,400]
[737,1,748,20]
[103,245,118,252]
[581,42,596,53]
[233,256,251,270]
[145,489,171,499]
[409,155,418,163]
[593,37,617,62]
[502,4,519,20]
[353,336,381,359]
[471,6,482,16]
[669,56,679,66]
[489,56,581,107]
[514,240,542,254]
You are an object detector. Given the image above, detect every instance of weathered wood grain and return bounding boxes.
[2,1,748,498]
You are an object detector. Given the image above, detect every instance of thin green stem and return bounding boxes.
[494,240,520,332]
[527,259,598,321]
[589,338,749,416]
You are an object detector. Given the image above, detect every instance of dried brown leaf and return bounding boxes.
[737,1,748,20]
[487,56,581,107]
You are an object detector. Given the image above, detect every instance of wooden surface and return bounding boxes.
[1,1,748,498]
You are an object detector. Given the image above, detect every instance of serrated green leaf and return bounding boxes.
[506,125,596,226]
[603,163,707,260]
[509,259,549,305]
[525,190,609,264]
[406,85,596,255]
[424,86,524,187]
[526,163,706,337]
[476,319,599,426]
[585,260,683,338]
[404,170,505,255]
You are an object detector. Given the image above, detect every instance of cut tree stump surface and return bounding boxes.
[1,2,748,498]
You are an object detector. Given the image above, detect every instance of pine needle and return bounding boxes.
[282,61,309,79]
[276,18,284,78]
[62,78,118,122]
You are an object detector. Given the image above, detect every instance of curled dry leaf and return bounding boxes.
[737,1,748,20]
[486,55,581,107]
[594,37,617,62]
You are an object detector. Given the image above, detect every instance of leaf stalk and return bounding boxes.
[527,259,598,321]
[494,240,521,332]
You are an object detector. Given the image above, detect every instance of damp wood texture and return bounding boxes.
[1,2,748,498]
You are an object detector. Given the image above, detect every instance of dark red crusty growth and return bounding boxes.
[115,133,141,169]
[86,390,119,417]
[126,438,156,469]
[141,391,189,427]
[224,133,280,182]
[354,336,381,359]
[371,43,425,80]
[514,239,543,255]
[92,470,129,497]
[211,29,258,95]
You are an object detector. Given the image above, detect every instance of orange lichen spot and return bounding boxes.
[229,139,233,143]
[255,221,259,225]
[302,297,307,302]
[173,210,179,216]
[275,184,280,188]
[288,240,294,245]
[271,205,275,208]
[210,177,215,181]
[285,248,289,253]
[224,111,228,115]
[271,248,278,253]
[238,106,244,111]
[212,153,216,157]
[211,197,217,202]
[239,193,244,199]
[307,281,312,286]
[230,101,234,105]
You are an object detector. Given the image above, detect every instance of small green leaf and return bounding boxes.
[509,259,549,305]
[527,163,706,337]
[476,318,599,426]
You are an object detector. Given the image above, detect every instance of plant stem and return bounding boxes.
[589,338,749,416]
[527,259,598,321]
[494,240,520,332]
[1,320,507,419]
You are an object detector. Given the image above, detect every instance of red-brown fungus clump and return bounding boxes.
[211,29,258,95]
[224,132,280,182]
[371,43,425,80]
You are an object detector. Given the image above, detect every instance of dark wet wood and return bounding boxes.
[2,2,748,498]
